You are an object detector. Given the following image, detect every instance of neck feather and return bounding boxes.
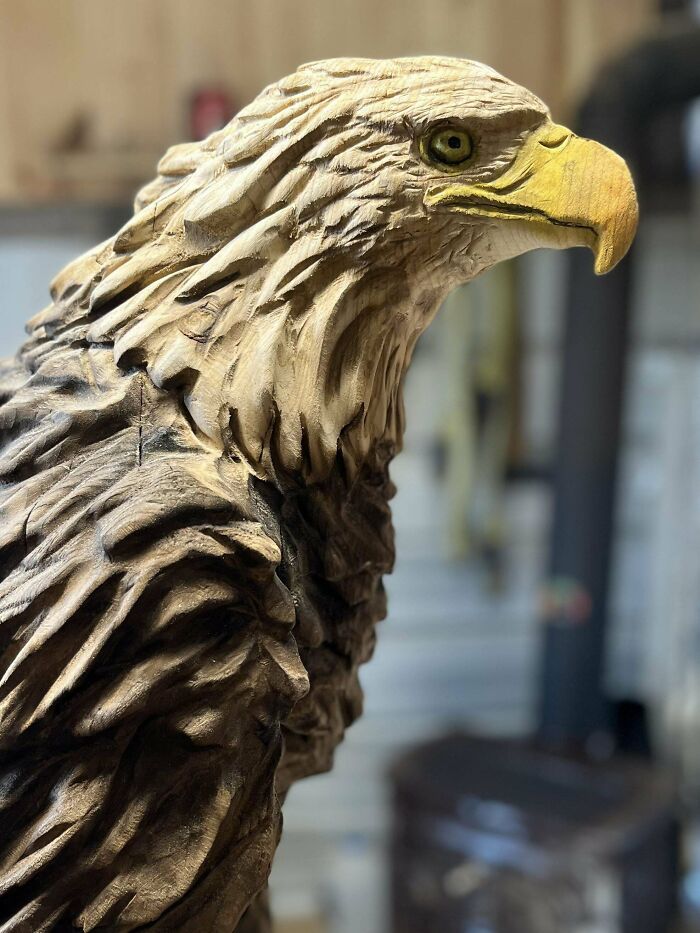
[183,241,446,484]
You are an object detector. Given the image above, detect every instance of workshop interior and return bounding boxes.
[0,1,699,931]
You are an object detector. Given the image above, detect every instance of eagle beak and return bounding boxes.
[425,122,638,275]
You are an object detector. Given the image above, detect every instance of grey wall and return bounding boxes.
[0,205,129,358]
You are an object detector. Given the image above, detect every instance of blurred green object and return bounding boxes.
[439,262,520,587]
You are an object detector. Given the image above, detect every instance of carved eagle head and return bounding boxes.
[31,56,637,484]
[0,59,637,933]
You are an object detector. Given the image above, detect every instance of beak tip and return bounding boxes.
[593,251,615,276]
[591,237,617,276]
[593,245,627,276]
[592,204,639,276]
[593,253,609,276]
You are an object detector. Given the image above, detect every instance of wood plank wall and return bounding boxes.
[0,0,655,202]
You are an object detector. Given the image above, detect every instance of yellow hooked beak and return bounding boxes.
[425,122,638,274]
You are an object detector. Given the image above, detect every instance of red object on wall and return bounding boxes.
[190,88,235,140]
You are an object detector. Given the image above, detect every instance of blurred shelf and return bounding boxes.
[0,149,159,207]
[0,201,132,236]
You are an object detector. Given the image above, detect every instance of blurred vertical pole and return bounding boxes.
[538,63,639,749]
[538,240,635,749]
[538,21,700,749]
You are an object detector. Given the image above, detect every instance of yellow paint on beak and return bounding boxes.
[425,122,639,275]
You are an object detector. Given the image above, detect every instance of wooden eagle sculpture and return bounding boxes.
[0,58,637,932]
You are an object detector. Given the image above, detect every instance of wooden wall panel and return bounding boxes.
[480,0,566,110]
[74,2,169,149]
[0,14,13,202]
[0,3,82,198]
[0,0,656,203]
[563,0,656,108]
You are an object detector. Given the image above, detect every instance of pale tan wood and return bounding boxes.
[0,2,84,200]
[481,0,567,109]
[563,0,656,107]
[74,0,174,152]
[0,13,13,201]
[0,56,637,933]
[0,0,656,203]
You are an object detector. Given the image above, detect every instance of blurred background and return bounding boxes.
[1,1,699,931]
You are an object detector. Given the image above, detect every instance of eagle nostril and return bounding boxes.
[538,127,571,150]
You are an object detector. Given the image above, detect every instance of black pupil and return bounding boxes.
[447,135,462,150]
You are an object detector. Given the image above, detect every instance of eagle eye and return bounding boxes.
[422,127,473,170]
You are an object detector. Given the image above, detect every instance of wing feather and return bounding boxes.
[0,347,308,931]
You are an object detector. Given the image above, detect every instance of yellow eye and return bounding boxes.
[422,127,473,168]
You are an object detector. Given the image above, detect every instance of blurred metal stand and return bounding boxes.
[391,734,678,933]
[392,20,700,933]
